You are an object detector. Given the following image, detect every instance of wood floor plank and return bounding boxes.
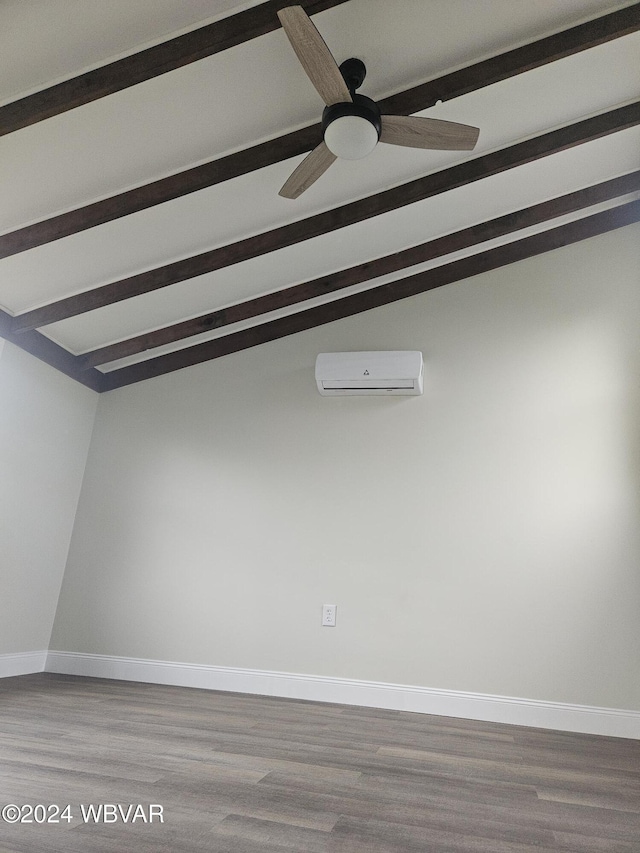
[536,786,640,813]
[551,830,638,852]
[214,813,332,850]
[377,746,640,794]
[254,775,555,847]
[330,814,565,853]
[149,773,340,831]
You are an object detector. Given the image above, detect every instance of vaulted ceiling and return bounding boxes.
[1,0,638,392]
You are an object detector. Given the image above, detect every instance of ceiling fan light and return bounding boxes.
[324,115,379,160]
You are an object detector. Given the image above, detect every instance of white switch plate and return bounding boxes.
[322,604,337,626]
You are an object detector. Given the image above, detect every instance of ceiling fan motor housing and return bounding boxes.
[339,57,367,93]
[322,94,382,159]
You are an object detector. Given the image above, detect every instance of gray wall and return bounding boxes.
[0,342,97,653]
[51,223,640,710]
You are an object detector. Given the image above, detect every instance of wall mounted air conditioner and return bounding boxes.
[315,351,423,396]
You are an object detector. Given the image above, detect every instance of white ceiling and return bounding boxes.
[0,0,638,386]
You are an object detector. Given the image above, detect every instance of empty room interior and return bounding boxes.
[1,1,640,851]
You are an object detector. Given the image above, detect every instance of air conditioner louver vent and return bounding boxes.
[315,351,423,396]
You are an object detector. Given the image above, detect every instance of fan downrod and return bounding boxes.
[339,58,366,95]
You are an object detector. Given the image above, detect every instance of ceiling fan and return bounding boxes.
[277,5,480,199]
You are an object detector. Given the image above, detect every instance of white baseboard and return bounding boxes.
[0,650,47,678]
[45,651,640,739]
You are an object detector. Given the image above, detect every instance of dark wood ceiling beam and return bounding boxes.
[0,0,348,138]
[0,312,103,391]
[0,123,321,261]
[100,199,640,391]
[10,101,640,334]
[78,172,640,369]
[1,4,638,260]
[376,3,640,116]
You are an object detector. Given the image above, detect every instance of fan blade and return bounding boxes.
[279,141,337,199]
[380,115,480,151]
[278,5,351,106]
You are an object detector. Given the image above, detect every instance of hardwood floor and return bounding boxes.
[0,673,638,852]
